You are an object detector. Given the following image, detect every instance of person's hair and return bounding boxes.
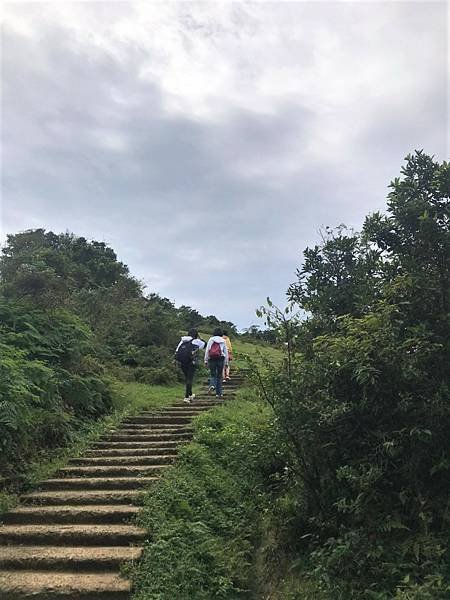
[213,327,223,336]
[188,328,199,338]
[223,330,228,336]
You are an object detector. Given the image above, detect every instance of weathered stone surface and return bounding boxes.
[38,476,159,490]
[56,464,168,478]
[2,505,139,525]
[70,454,176,466]
[83,447,177,456]
[118,416,192,425]
[0,524,146,546]
[0,570,131,599]
[21,490,141,505]
[91,440,182,448]
[0,546,142,570]
[100,432,192,443]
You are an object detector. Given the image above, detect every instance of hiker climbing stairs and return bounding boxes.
[0,374,245,599]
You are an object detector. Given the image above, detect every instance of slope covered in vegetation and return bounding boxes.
[0,230,237,479]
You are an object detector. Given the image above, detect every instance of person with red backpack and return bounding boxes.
[175,329,206,403]
[204,327,229,398]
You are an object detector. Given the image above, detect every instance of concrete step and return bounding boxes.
[119,420,196,428]
[118,416,192,425]
[151,410,209,416]
[170,395,215,400]
[91,440,184,449]
[104,426,188,436]
[100,432,192,443]
[113,424,185,432]
[110,427,190,436]
[83,447,178,457]
[56,465,168,478]
[114,422,187,429]
[158,408,210,414]
[70,455,176,466]
[204,381,244,386]
[21,490,141,506]
[0,524,146,546]
[0,569,131,599]
[38,476,158,491]
[0,545,142,571]
[2,505,139,525]
[155,406,212,413]
[172,400,224,407]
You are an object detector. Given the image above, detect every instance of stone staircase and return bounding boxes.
[0,374,245,599]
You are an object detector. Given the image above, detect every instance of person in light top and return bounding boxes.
[204,327,228,398]
[222,330,233,381]
[175,328,206,403]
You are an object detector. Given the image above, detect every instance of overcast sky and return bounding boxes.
[1,1,448,329]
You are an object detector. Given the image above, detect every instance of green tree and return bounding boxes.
[258,152,450,597]
[288,225,383,327]
[0,229,140,307]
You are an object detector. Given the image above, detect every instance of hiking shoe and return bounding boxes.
[208,386,215,395]
[183,397,191,404]
[189,394,196,402]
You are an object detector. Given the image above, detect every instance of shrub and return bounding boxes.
[133,366,177,385]
[0,301,113,476]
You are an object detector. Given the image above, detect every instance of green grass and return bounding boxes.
[0,491,19,515]
[112,381,185,412]
[231,336,283,369]
[198,332,283,370]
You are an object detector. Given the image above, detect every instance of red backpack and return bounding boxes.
[209,341,222,359]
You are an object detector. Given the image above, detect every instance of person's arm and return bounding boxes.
[223,342,229,365]
[193,339,206,350]
[174,340,183,356]
[204,339,212,364]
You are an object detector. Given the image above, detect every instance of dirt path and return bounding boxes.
[0,375,244,599]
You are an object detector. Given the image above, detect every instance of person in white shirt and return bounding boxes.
[204,327,228,398]
[175,329,206,403]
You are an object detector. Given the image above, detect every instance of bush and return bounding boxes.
[133,366,177,385]
[0,301,113,476]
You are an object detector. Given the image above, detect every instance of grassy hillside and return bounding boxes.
[198,331,283,370]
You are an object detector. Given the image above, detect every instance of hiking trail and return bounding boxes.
[0,374,245,599]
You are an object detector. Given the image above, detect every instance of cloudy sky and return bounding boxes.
[1,1,447,329]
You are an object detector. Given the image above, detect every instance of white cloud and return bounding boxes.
[1,1,447,327]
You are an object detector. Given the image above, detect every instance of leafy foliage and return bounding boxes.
[256,152,450,597]
[0,299,112,475]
